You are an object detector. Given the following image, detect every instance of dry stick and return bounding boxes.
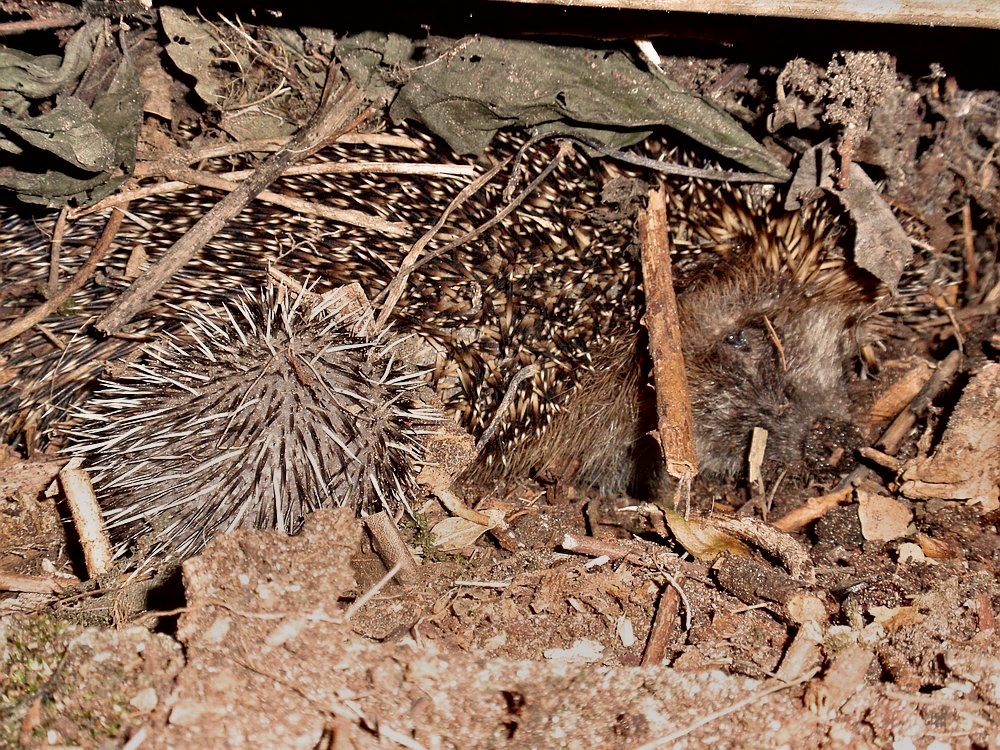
[48,207,69,292]
[0,14,82,35]
[374,141,573,326]
[565,132,778,183]
[772,485,854,533]
[95,70,367,335]
[373,157,511,328]
[77,161,473,222]
[860,358,933,438]
[641,573,685,666]
[363,511,419,584]
[475,363,540,453]
[877,348,962,454]
[638,186,698,485]
[344,561,405,621]
[963,201,978,290]
[0,208,126,346]
[774,618,825,683]
[148,165,410,236]
[129,131,427,168]
[559,534,695,579]
[406,142,573,280]
[0,572,78,594]
[60,467,113,578]
[135,160,475,181]
[778,353,954,533]
[636,669,819,749]
[73,181,192,215]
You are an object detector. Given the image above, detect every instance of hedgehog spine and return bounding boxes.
[70,281,436,559]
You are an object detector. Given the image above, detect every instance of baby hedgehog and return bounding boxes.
[68,284,436,560]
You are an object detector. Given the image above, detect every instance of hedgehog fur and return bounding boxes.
[0,126,904,555]
[68,282,436,559]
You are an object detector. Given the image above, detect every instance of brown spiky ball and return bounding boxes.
[69,283,435,560]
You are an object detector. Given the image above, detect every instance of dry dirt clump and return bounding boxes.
[2,5,1000,750]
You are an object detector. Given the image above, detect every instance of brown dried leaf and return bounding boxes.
[900,363,1000,511]
[857,489,912,542]
[661,508,752,561]
[430,509,504,552]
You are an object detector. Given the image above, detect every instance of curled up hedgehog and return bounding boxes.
[67,281,440,560]
[0,129,890,560]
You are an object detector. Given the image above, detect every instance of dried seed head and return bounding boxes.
[69,283,436,560]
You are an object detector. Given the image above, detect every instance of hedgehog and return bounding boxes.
[0,126,885,557]
[466,170,884,493]
[64,282,439,560]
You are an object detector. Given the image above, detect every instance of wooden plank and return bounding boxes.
[495,0,1000,30]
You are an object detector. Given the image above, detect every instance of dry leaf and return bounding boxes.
[430,509,504,552]
[900,363,1000,511]
[661,508,753,560]
[869,605,926,630]
[857,489,912,541]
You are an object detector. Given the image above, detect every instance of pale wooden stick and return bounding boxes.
[60,467,113,577]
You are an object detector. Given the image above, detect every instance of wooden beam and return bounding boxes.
[494,0,1000,30]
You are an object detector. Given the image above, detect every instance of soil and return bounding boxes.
[2,5,1000,749]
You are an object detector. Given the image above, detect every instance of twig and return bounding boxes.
[73,181,192,215]
[95,68,367,335]
[639,185,698,480]
[453,579,511,589]
[120,727,147,750]
[78,161,472,225]
[558,535,697,592]
[775,618,825,683]
[877,349,962,455]
[962,201,978,290]
[373,157,510,326]
[144,165,410,236]
[344,561,404,621]
[641,573,685,665]
[377,726,428,750]
[560,534,640,562]
[771,485,853,533]
[363,512,419,584]
[475,364,540,452]
[406,142,573,280]
[564,132,782,183]
[0,572,78,594]
[217,14,302,92]
[374,141,573,325]
[0,208,125,346]
[48,207,69,293]
[0,14,83,35]
[134,160,475,181]
[60,466,113,578]
[636,669,819,748]
[134,131,427,167]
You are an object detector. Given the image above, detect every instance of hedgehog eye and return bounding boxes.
[724,330,750,351]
